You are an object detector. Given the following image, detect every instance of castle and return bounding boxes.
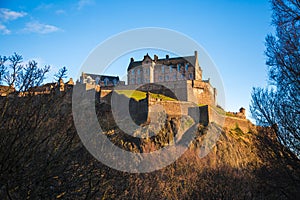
[74,51,251,132]
[0,51,251,132]
[126,51,217,106]
[77,51,217,106]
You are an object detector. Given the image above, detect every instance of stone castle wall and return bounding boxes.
[148,96,195,117]
[85,82,250,133]
[198,105,253,133]
[190,80,217,106]
[113,79,216,106]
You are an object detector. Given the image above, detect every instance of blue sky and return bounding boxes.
[0,0,273,117]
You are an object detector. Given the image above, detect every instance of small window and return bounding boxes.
[131,69,135,75]
[162,65,164,73]
[95,77,100,85]
[159,76,163,81]
[177,64,181,71]
[173,75,176,80]
[104,78,109,86]
[165,75,169,81]
[181,74,185,79]
[137,69,140,75]
[185,63,189,71]
[189,73,193,79]
[169,65,173,72]
[113,79,118,85]
[131,79,135,84]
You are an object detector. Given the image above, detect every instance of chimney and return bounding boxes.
[154,54,158,61]
[166,54,169,59]
[130,57,134,63]
[194,50,198,59]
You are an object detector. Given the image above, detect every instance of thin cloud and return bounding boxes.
[0,23,10,34]
[35,3,54,11]
[77,0,94,10]
[0,8,27,21]
[55,9,66,15]
[24,21,61,34]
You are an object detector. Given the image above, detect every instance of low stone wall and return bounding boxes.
[223,116,254,133]
[149,99,195,117]
[197,105,253,133]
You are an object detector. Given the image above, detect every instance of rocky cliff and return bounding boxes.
[0,92,299,199]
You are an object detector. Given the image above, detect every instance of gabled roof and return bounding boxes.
[127,54,196,71]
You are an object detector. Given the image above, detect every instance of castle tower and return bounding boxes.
[194,51,202,81]
[142,53,154,84]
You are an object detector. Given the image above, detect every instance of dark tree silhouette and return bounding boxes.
[0,53,50,93]
[54,66,68,82]
[250,0,300,155]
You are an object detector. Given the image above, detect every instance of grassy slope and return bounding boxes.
[115,90,176,101]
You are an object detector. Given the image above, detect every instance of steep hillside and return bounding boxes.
[0,93,299,199]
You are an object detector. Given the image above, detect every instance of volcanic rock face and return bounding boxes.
[0,94,299,199]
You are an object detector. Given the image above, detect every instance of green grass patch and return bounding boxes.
[226,112,236,117]
[114,90,176,101]
[115,90,146,101]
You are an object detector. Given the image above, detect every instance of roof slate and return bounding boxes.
[127,55,196,71]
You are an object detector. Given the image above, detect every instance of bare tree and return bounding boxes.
[54,66,68,82]
[250,0,300,155]
[0,53,50,93]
